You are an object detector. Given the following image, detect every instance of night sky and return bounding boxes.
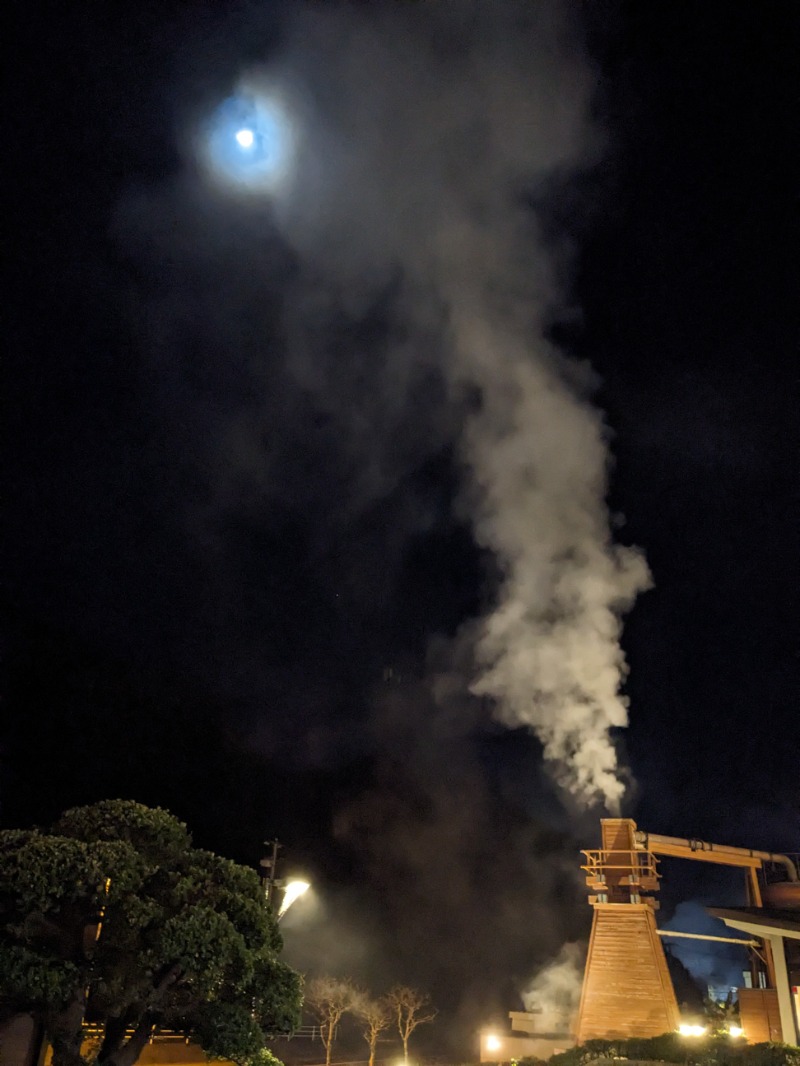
[3,1,798,1054]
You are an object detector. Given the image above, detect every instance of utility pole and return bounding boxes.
[260,838,282,908]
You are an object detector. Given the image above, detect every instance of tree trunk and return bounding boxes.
[50,1034,87,1066]
[326,1020,334,1066]
[97,1016,128,1061]
[402,1035,409,1064]
[96,961,180,1066]
[48,987,88,1066]
[368,1034,376,1066]
[99,1015,154,1066]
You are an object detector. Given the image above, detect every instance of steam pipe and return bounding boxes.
[633,831,798,881]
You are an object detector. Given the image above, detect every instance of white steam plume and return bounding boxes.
[522,942,585,1026]
[243,1,651,807]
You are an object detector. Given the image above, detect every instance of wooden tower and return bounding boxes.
[575,818,680,1042]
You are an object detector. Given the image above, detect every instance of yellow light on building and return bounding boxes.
[678,1024,706,1037]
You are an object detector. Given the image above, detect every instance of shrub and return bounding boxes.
[547,1036,800,1066]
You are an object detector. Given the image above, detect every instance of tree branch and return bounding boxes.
[98,964,183,1066]
[100,1014,154,1066]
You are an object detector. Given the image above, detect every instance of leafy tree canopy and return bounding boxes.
[0,800,302,1066]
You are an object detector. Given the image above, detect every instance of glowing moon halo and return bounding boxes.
[203,92,293,192]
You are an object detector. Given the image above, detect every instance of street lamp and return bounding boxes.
[260,840,311,920]
[260,839,283,908]
[278,879,310,919]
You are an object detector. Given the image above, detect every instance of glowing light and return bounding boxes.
[728,1026,744,1038]
[485,1035,502,1052]
[203,92,293,192]
[678,1024,707,1038]
[278,879,310,917]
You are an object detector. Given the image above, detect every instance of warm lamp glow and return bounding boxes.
[678,1024,707,1037]
[278,879,310,917]
[485,1034,502,1052]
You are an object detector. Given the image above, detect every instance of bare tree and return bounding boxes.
[305,976,358,1066]
[386,985,437,1065]
[353,993,393,1066]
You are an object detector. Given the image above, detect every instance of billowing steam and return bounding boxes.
[106,0,650,1040]
[453,305,650,808]
[465,351,651,808]
[522,943,585,1027]
[252,1,651,808]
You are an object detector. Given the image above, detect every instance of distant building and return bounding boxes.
[479,1009,574,1063]
[573,819,800,1047]
[709,904,800,1045]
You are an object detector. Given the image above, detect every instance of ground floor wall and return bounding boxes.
[738,988,783,1044]
[0,1018,236,1066]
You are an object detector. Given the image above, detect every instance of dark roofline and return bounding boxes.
[708,906,800,934]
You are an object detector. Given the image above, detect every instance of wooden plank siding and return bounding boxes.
[738,988,782,1043]
[576,903,680,1042]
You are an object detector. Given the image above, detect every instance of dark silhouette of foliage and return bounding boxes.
[0,800,302,1066]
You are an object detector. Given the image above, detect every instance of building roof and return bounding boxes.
[708,906,800,938]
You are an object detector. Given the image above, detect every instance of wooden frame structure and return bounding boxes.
[576,819,679,1041]
[576,818,798,1043]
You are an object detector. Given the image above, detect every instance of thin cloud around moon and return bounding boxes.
[201,90,294,194]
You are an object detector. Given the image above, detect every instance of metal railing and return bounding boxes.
[581,849,660,881]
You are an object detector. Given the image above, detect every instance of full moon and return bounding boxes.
[203,92,293,192]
